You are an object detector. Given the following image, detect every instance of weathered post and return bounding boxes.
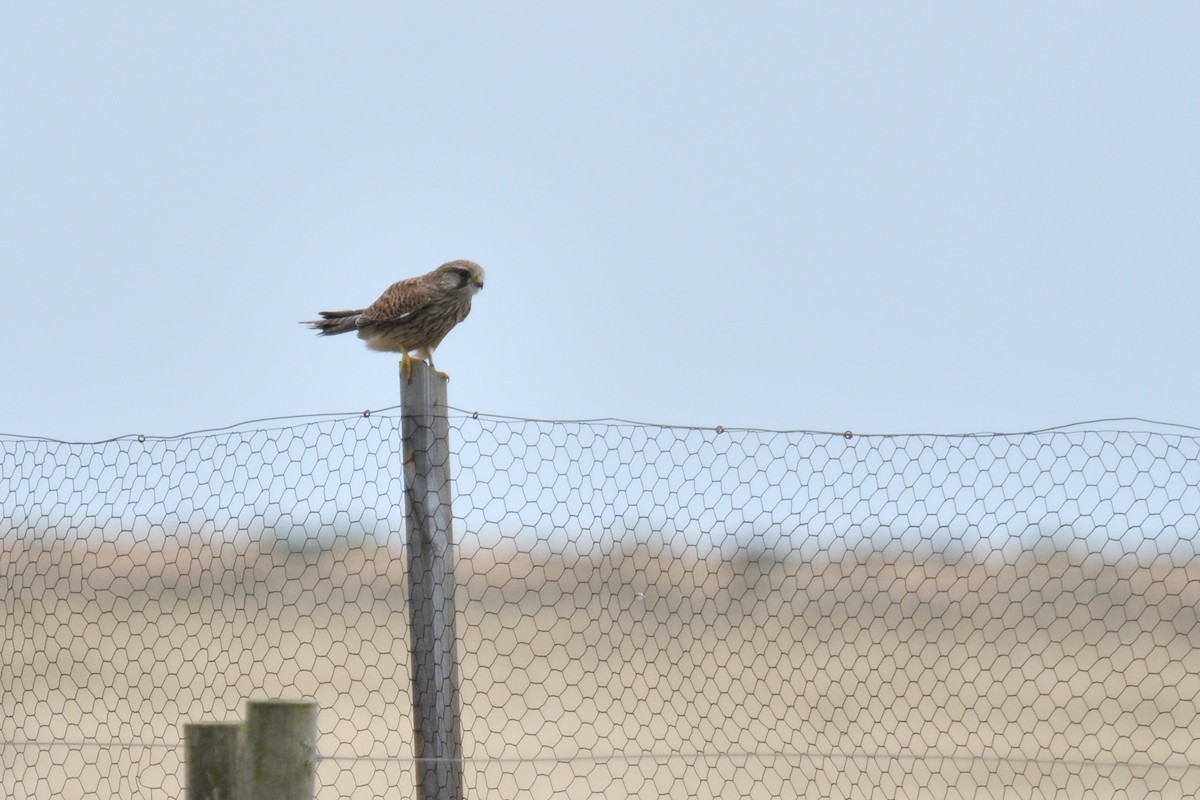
[184,721,240,800]
[401,360,464,800]
[242,699,319,800]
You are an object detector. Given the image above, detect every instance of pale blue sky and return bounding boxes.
[3,4,1198,441]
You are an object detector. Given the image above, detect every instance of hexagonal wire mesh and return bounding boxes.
[3,408,1200,798]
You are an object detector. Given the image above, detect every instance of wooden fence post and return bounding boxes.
[242,699,319,800]
[184,721,240,800]
[401,360,465,800]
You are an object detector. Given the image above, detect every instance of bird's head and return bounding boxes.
[438,259,485,296]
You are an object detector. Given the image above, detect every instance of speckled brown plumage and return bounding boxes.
[304,259,485,377]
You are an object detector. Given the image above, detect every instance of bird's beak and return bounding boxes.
[473,279,484,290]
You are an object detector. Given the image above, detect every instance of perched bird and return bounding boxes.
[304,259,485,378]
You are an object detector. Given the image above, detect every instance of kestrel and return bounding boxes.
[304,259,485,378]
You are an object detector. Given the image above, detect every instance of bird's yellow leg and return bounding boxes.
[413,346,448,380]
[426,353,449,381]
[400,351,414,380]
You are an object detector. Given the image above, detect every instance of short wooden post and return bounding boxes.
[185,722,240,800]
[242,699,319,800]
[401,360,465,800]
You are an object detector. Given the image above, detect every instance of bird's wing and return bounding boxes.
[359,277,433,325]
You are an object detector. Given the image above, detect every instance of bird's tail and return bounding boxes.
[303,309,365,336]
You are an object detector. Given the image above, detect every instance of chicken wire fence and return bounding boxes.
[3,408,1200,799]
